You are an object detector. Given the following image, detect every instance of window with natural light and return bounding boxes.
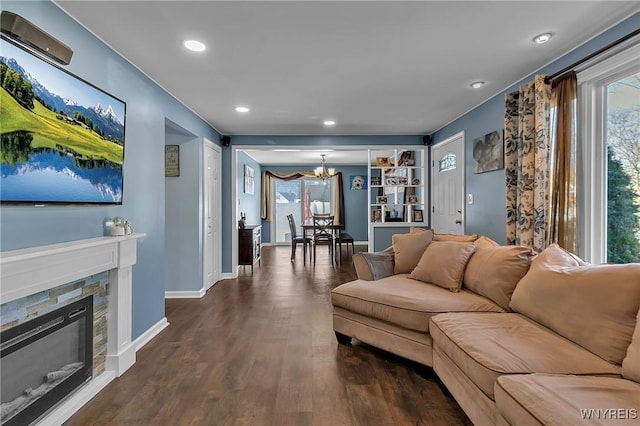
[605,72,640,263]
[579,44,640,264]
[273,178,334,243]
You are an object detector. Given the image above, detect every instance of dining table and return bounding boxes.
[301,218,345,263]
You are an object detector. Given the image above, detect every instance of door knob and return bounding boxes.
[455,219,462,224]
[457,209,462,214]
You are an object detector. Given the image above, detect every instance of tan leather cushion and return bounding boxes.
[496,374,640,426]
[463,237,535,310]
[511,244,640,365]
[434,233,479,242]
[622,307,640,382]
[410,241,476,292]
[331,276,504,333]
[392,229,434,274]
[430,313,621,400]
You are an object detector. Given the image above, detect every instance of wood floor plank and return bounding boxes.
[65,246,465,425]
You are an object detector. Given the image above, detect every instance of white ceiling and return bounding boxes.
[55,1,640,139]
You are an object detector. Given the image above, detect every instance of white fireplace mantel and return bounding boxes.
[1,234,146,424]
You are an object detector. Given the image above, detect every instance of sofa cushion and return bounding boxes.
[392,229,434,274]
[510,244,640,365]
[463,237,535,310]
[434,233,479,242]
[495,374,640,426]
[331,276,504,333]
[622,307,640,382]
[430,313,621,400]
[410,241,476,292]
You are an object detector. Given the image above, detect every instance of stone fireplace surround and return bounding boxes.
[0,234,167,425]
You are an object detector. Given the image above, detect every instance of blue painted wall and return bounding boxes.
[0,1,221,339]
[237,151,262,228]
[432,12,640,244]
[256,165,369,243]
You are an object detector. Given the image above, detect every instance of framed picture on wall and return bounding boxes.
[244,165,255,195]
[165,145,180,177]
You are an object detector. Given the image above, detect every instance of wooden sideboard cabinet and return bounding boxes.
[239,225,261,271]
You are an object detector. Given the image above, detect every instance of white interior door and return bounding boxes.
[431,132,465,234]
[204,140,221,290]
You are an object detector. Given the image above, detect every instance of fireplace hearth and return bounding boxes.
[1,296,93,426]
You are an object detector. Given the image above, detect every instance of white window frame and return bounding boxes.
[577,42,640,263]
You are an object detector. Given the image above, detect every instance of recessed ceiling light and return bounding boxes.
[470,81,485,89]
[533,33,553,44]
[184,40,206,52]
[323,120,336,126]
[235,106,250,113]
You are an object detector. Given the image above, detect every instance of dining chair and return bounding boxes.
[287,214,311,264]
[312,214,335,265]
[334,230,355,263]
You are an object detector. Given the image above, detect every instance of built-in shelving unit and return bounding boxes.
[367,148,427,250]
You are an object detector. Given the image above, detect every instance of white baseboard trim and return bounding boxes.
[36,370,116,426]
[133,317,169,352]
[165,288,205,299]
[222,271,238,279]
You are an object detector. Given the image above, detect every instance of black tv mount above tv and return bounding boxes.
[0,11,73,65]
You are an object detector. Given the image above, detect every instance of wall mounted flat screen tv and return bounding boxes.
[0,35,126,205]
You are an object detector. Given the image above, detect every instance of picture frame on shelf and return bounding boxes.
[385,176,397,186]
[397,176,408,185]
[413,209,424,222]
[376,195,388,204]
[407,195,418,204]
[411,177,420,185]
[372,208,382,223]
[370,176,381,186]
[375,156,391,167]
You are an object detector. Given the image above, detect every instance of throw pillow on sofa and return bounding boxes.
[433,232,479,242]
[510,244,640,365]
[463,236,535,310]
[409,241,476,292]
[392,229,434,274]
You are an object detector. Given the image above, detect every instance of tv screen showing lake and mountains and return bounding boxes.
[0,37,125,205]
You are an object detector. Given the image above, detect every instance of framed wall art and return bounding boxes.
[244,165,255,195]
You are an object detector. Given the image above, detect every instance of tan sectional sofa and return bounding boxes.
[331,229,640,425]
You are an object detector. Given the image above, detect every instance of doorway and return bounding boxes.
[431,132,465,234]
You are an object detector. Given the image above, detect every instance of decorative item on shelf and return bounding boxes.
[413,209,424,222]
[375,156,391,167]
[411,178,421,185]
[370,176,381,186]
[397,176,408,185]
[376,195,388,204]
[397,150,414,166]
[372,208,382,223]
[238,212,246,229]
[105,216,132,236]
[314,154,336,181]
[385,176,397,186]
[407,195,418,204]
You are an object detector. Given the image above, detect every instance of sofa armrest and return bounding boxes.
[353,251,395,281]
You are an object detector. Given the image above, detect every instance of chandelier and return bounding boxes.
[314,154,335,180]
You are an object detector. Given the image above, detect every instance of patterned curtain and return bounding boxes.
[505,75,552,253]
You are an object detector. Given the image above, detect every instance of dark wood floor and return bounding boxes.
[65,246,466,425]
